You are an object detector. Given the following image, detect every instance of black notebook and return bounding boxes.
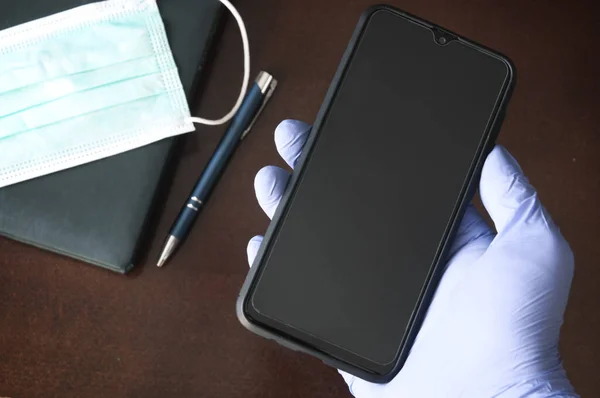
[0,0,222,273]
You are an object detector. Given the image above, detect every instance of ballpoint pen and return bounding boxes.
[157,71,278,267]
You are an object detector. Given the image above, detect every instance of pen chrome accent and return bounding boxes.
[157,236,179,268]
[242,72,278,140]
[157,71,278,267]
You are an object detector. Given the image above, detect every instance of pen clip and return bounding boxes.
[241,77,278,140]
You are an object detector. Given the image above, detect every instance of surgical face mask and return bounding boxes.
[0,0,249,188]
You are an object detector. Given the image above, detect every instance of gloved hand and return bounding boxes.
[247,119,577,398]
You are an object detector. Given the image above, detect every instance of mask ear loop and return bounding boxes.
[187,0,250,126]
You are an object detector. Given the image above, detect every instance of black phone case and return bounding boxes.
[237,4,516,383]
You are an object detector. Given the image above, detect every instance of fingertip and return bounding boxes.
[338,370,378,396]
[338,369,355,385]
[274,119,310,145]
[482,145,524,181]
[274,119,310,168]
[254,165,290,219]
[479,146,544,234]
[254,165,287,194]
[247,235,263,266]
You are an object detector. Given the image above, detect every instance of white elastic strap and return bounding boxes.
[188,0,249,126]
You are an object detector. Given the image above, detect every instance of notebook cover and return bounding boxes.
[0,0,222,273]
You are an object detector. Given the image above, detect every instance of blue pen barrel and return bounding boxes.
[169,83,265,240]
[171,205,199,238]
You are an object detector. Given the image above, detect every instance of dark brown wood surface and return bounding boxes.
[1,0,599,397]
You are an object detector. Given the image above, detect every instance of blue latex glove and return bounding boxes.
[247,120,577,398]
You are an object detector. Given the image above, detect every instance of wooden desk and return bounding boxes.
[1,0,599,396]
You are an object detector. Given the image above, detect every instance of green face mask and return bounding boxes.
[0,0,249,188]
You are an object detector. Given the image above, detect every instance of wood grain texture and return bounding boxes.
[1,0,599,397]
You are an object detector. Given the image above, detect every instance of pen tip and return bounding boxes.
[156,235,179,268]
[157,252,168,267]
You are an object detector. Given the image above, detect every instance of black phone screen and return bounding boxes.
[246,9,512,374]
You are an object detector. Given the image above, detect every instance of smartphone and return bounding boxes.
[238,5,515,383]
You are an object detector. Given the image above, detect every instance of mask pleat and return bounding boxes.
[0,73,174,139]
[0,16,155,93]
[0,55,161,119]
[0,94,182,173]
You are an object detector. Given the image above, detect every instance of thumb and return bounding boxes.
[479,145,552,236]
[479,146,575,360]
[480,146,574,287]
